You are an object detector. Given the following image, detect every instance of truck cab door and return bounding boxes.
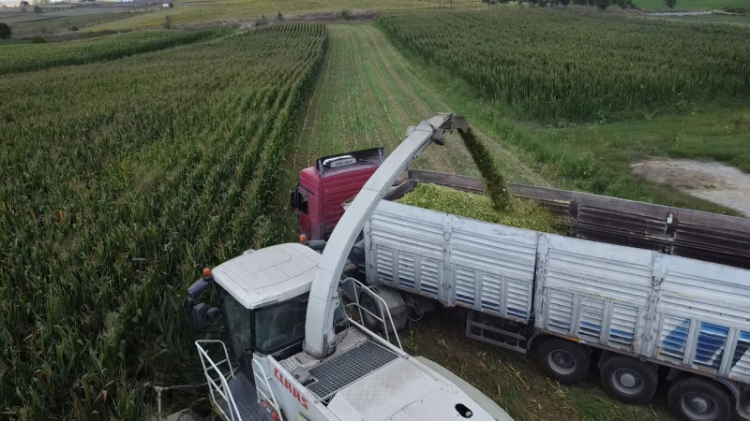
[291,185,313,239]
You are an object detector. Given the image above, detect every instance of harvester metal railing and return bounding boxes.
[195,340,242,421]
[342,277,402,350]
[252,358,283,421]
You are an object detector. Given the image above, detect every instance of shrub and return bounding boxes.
[33,5,42,13]
[162,15,173,29]
[31,35,47,43]
[341,9,352,20]
[665,0,676,9]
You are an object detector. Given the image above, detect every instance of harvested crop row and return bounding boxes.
[376,9,750,123]
[0,22,327,419]
[0,29,227,75]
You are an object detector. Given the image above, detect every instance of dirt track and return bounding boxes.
[632,159,750,217]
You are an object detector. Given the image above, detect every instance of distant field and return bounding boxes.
[377,9,750,124]
[635,0,749,10]
[0,8,146,36]
[0,29,224,74]
[88,0,482,30]
[0,22,327,419]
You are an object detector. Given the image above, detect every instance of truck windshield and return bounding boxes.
[254,294,309,354]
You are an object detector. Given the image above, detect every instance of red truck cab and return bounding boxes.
[291,148,385,240]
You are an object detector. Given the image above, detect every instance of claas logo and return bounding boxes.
[274,368,309,409]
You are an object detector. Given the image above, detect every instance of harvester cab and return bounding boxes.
[184,114,512,421]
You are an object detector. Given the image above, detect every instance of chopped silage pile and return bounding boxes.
[397,183,562,234]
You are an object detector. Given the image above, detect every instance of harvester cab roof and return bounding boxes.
[211,243,321,310]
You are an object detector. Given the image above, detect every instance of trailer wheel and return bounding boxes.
[599,356,658,405]
[359,292,382,333]
[668,377,731,421]
[538,338,590,384]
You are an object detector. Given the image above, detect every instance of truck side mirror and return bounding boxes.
[192,303,221,332]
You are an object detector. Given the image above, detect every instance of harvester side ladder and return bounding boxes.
[195,340,242,421]
[252,358,283,421]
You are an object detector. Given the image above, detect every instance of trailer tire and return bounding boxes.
[599,357,658,405]
[668,377,731,421]
[359,292,382,333]
[538,338,590,384]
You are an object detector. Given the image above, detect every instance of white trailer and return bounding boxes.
[357,177,750,421]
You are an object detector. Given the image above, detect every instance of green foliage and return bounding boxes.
[30,35,46,43]
[595,0,610,8]
[341,9,352,19]
[665,0,676,8]
[0,22,328,419]
[0,22,10,39]
[397,183,561,233]
[163,15,173,29]
[0,29,224,75]
[376,9,750,123]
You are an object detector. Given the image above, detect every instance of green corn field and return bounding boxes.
[376,9,750,123]
[0,29,228,75]
[0,22,327,419]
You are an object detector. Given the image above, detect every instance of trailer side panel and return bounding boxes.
[365,200,750,386]
[535,235,655,354]
[366,201,539,324]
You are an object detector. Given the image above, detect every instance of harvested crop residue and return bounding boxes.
[397,183,562,233]
[631,159,750,217]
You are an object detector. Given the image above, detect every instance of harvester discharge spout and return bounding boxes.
[302,113,468,359]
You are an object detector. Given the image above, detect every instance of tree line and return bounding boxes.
[481,0,664,9]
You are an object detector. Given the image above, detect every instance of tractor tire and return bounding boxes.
[359,292,382,333]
